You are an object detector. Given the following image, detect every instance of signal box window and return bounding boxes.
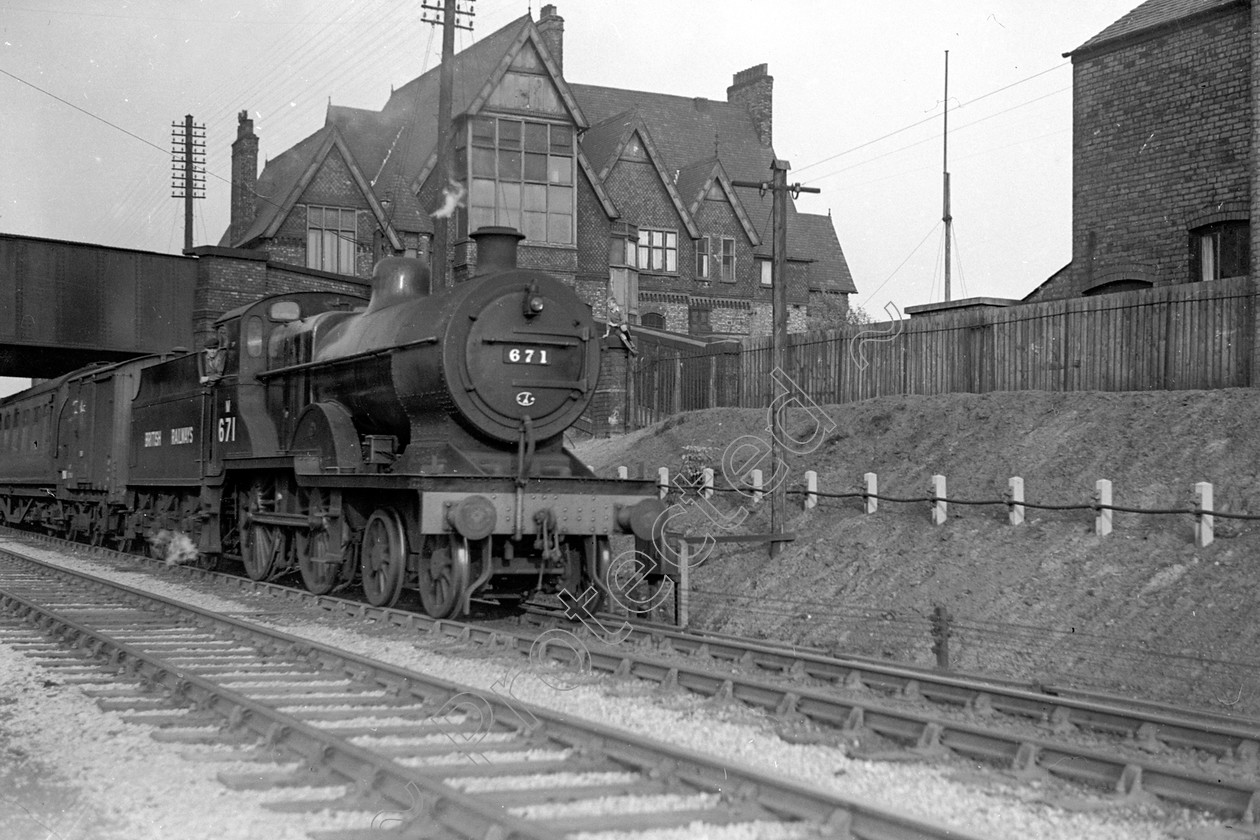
[1192,221,1249,282]
[307,206,357,275]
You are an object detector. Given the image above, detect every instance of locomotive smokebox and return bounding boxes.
[471,226,525,275]
[367,256,431,313]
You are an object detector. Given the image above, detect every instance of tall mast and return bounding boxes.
[942,50,952,302]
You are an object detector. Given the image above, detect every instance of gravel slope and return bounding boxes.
[572,390,1260,718]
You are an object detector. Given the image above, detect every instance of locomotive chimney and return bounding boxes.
[366,256,432,312]
[471,226,525,276]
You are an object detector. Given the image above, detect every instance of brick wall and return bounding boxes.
[1065,5,1251,298]
[190,249,368,345]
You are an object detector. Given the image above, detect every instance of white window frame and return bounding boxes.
[696,236,710,279]
[719,236,736,282]
[637,228,677,273]
[466,117,575,245]
[306,206,357,275]
[759,259,773,286]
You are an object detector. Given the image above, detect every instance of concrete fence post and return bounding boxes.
[1195,481,1214,548]
[617,465,628,480]
[864,472,878,514]
[804,470,818,511]
[1095,478,1112,537]
[702,467,714,500]
[676,538,690,628]
[751,469,764,504]
[658,467,669,500]
[931,475,948,525]
[1008,476,1025,526]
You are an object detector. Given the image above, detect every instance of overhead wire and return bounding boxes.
[793,60,1069,177]
[951,222,968,298]
[93,0,354,246]
[11,4,1063,256]
[858,222,939,307]
[98,0,419,248]
[803,85,1070,188]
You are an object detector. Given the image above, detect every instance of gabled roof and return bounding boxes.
[1067,0,1245,59]
[571,83,835,267]
[327,104,430,236]
[227,124,402,250]
[674,157,760,247]
[225,9,854,296]
[792,211,857,294]
[582,111,700,239]
[230,12,612,247]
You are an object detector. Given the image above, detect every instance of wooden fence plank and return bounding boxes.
[625,280,1257,426]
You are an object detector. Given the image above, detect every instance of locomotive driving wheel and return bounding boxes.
[294,489,352,596]
[360,509,407,608]
[245,524,284,581]
[241,477,283,581]
[418,534,470,619]
[296,520,351,595]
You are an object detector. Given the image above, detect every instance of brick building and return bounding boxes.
[1028,0,1253,300]
[217,5,855,339]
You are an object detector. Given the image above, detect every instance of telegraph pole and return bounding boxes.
[942,50,952,302]
[733,160,820,556]
[171,115,205,252]
[423,0,474,287]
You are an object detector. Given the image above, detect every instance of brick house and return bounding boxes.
[218,5,855,339]
[1028,0,1253,301]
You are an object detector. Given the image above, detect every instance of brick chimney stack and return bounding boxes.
[538,4,564,74]
[230,110,258,247]
[727,64,773,148]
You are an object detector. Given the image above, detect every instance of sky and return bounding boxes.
[0,0,1142,392]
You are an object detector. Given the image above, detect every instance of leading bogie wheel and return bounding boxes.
[360,509,407,608]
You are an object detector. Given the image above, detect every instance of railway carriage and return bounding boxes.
[0,227,668,618]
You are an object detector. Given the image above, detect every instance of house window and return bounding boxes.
[695,237,710,279]
[641,312,666,330]
[306,206,357,274]
[688,306,712,336]
[637,228,677,273]
[466,117,574,245]
[759,259,773,286]
[1192,221,1249,281]
[719,237,736,282]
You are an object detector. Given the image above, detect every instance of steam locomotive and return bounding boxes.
[0,227,667,618]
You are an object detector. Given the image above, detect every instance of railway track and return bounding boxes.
[7,527,1260,824]
[0,542,988,840]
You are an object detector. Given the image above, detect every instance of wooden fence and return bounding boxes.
[630,277,1256,422]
